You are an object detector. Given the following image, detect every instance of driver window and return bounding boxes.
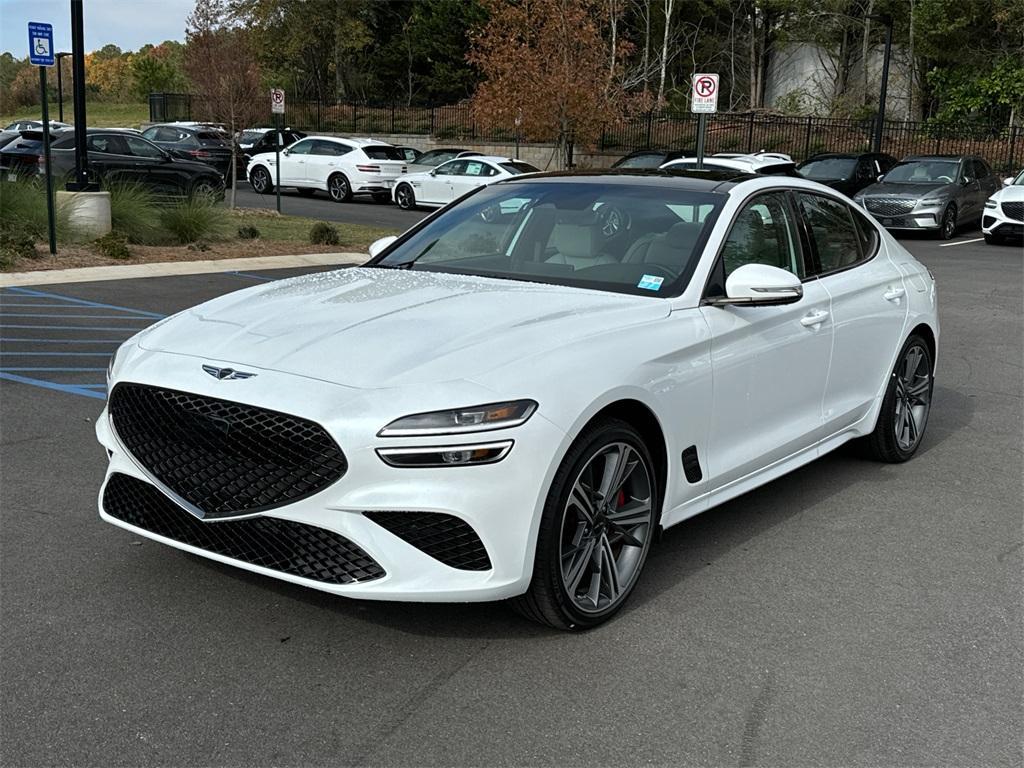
[435,160,467,176]
[125,136,164,159]
[720,193,803,279]
[287,140,313,155]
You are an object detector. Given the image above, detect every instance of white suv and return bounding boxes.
[247,136,407,202]
[660,152,797,176]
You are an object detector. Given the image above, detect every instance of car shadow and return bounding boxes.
[186,384,974,638]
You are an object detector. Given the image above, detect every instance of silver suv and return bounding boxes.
[853,155,1000,239]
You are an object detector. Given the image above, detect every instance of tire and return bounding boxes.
[937,204,957,240]
[250,166,272,195]
[512,418,659,630]
[395,183,416,210]
[372,192,391,204]
[190,177,224,200]
[296,188,315,198]
[984,233,1001,245]
[864,334,934,463]
[328,173,352,203]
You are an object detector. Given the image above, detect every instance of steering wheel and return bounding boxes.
[935,175,953,183]
[598,205,629,237]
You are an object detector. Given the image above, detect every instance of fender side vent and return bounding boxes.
[681,445,703,483]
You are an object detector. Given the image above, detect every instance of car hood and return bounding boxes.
[989,185,1024,203]
[136,267,670,388]
[859,181,957,198]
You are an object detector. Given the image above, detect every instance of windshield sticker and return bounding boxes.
[637,274,664,291]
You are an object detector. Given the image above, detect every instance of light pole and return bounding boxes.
[869,13,894,153]
[55,52,71,122]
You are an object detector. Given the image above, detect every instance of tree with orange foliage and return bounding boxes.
[468,0,628,168]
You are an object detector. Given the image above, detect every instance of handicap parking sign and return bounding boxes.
[28,22,55,67]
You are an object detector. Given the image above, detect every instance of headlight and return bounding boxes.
[377,441,513,467]
[378,400,537,437]
[918,197,943,207]
[985,199,997,209]
[106,346,119,389]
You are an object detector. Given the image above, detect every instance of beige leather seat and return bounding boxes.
[623,221,702,274]
[544,215,617,269]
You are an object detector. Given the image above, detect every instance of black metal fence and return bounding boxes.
[151,93,1024,172]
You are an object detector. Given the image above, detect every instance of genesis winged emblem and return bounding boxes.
[202,365,257,381]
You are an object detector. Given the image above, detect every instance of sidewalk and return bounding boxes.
[0,251,366,287]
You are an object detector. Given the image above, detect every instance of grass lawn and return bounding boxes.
[1,101,150,129]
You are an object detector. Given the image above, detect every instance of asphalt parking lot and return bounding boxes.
[233,187,426,230]
[1,233,1021,767]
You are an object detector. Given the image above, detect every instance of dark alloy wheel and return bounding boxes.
[395,183,416,210]
[513,418,658,630]
[865,334,933,462]
[938,205,957,240]
[328,173,352,203]
[190,178,224,200]
[250,166,272,194]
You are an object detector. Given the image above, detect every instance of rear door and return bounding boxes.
[796,191,908,433]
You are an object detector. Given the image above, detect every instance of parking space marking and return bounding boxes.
[227,271,276,281]
[1,288,166,401]
[939,237,985,247]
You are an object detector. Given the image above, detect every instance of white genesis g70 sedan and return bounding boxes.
[97,170,938,629]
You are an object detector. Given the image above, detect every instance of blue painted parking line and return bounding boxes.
[1,339,122,344]
[0,367,108,372]
[3,287,166,319]
[228,271,275,281]
[0,325,151,331]
[0,371,106,400]
[1,352,115,356]
[0,313,155,319]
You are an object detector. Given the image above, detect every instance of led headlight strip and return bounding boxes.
[376,440,513,468]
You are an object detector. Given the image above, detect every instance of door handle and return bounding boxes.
[883,286,906,302]
[799,310,830,328]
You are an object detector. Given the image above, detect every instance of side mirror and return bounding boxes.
[961,176,972,186]
[876,174,885,182]
[368,235,398,258]
[709,264,803,307]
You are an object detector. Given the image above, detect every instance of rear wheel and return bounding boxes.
[512,419,658,630]
[328,173,352,203]
[190,177,224,200]
[865,334,933,462]
[395,183,416,210]
[249,166,272,194]
[938,205,957,240]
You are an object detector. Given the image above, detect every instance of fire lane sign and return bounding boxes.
[691,73,719,114]
[270,88,285,114]
[28,22,55,67]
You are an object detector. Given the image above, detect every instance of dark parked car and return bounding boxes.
[853,155,1001,239]
[141,123,234,179]
[236,127,305,178]
[611,149,695,169]
[796,152,897,196]
[0,128,73,179]
[406,148,481,173]
[37,129,224,197]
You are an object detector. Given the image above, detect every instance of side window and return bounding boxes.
[141,127,159,141]
[851,208,880,258]
[287,139,314,155]
[855,158,874,180]
[464,161,489,177]
[435,160,467,176]
[720,193,803,279]
[797,193,864,273]
[973,159,991,179]
[87,135,113,153]
[310,140,341,156]
[124,136,164,158]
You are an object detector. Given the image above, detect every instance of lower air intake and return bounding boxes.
[103,473,385,585]
[364,511,492,571]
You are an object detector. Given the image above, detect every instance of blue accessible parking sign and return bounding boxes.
[28,21,55,66]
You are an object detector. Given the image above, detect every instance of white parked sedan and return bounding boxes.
[97,169,938,629]
[247,136,406,202]
[394,155,539,210]
[982,168,1024,244]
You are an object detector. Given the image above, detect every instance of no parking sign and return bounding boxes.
[691,73,719,113]
[270,88,285,114]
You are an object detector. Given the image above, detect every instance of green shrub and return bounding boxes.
[238,224,261,239]
[93,230,131,260]
[0,178,74,243]
[159,195,229,245]
[107,181,166,245]
[0,227,37,265]
[309,221,340,245]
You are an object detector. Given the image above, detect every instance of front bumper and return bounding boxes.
[862,205,943,231]
[982,208,1024,238]
[95,353,565,602]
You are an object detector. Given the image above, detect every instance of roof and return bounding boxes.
[902,154,970,161]
[493,168,753,193]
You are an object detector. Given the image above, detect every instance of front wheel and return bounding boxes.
[395,183,416,210]
[512,419,659,630]
[249,166,272,194]
[864,334,934,462]
[938,205,957,240]
[190,177,224,200]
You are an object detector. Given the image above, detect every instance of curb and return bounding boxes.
[0,252,367,287]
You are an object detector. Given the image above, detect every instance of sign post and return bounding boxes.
[29,21,57,255]
[691,73,719,170]
[271,88,285,214]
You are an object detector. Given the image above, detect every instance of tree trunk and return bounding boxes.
[608,0,618,85]
[862,0,874,107]
[907,0,915,120]
[657,0,674,103]
[749,3,757,109]
[641,0,650,92]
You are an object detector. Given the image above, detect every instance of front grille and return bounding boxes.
[364,511,492,571]
[103,473,384,584]
[109,383,347,519]
[865,197,916,217]
[1001,201,1024,222]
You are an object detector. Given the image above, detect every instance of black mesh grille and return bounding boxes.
[1002,201,1024,222]
[103,473,384,584]
[865,197,916,217]
[109,383,347,519]
[364,511,491,571]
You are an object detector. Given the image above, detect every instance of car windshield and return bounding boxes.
[363,145,405,161]
[883,160,959,183]
[500,161,539,174]
[238,131,265,143]
[372,181,724,297]
[798,157,857,179]
[1012,169,1024,185]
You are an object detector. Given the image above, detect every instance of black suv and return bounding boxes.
[796,152,898,196]
[141,124,234,179]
